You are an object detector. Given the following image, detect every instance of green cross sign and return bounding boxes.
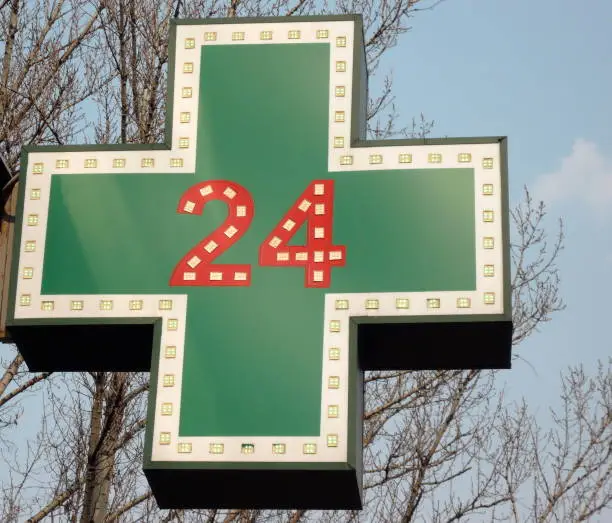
[7,15,512,510]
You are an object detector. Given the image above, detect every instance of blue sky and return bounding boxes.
[371,0,612,409]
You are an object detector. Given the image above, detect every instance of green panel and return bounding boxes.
[42,43,476,437]
[333,168,474,292]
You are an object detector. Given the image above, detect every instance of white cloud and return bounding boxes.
[533,139,612,217]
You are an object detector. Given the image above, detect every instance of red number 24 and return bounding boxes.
[169,180,345,288]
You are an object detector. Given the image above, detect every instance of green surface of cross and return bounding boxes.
[42,43,475,437]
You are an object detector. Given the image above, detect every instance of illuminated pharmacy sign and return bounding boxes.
[7,15,512,510]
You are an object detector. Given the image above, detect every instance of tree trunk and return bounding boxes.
[80,372,128,522]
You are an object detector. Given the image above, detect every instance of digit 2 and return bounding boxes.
[169,180,254,286]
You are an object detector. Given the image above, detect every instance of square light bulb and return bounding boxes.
[99,299,113,311]
[328,348,340,360]
[187,257,199,270]
[70,300,84,311]
[456,297,471,308]
[272,443,286,454]
[178,442,192,453]
[159,299,173,310]
[303,443,317,454]
[204,240,218,252]
[209,443,224,454]
[241,443,255,454]
[225,226,238,238]
[396,297,410,309]
[327,434,338,447]
[335,299,349,310]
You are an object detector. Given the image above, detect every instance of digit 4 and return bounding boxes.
[259,180,346,288]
